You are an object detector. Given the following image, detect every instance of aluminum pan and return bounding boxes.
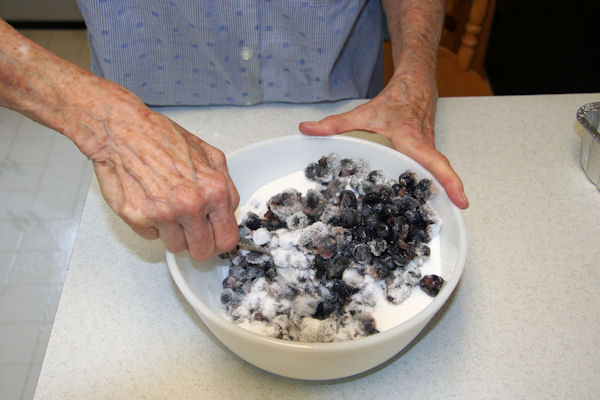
[576,102,600,189]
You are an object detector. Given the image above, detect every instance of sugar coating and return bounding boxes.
[222,154,442,342]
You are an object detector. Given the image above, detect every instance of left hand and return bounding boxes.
[299,71,469,210]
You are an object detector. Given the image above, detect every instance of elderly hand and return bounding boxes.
[89,104,240,261]
[0,19,240,260]
[299,70,469,210]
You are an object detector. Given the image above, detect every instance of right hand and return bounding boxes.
[85,101,240,261]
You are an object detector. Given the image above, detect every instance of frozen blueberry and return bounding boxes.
[339,158,364,177]
[413,179,432,204]
[369,263,390,280]
[352,243,372,265]
[220,288,236,305]
[313,300,336,320]
[390,247,413,267]
[331,227,353,248]
[327,256,350,279]
[359,315,379,335]
[341,208,359,228]
[363,211,380,229]
[304,190,325,219]
[421,245,431,257]
[404,267,422,286]
[399,171,417,188]
[338,190,358,210]
[312,235,338,259]
[393,196,420,214]
[305,162,325,180]
[363,191,381,206]
[352,225,370,243]
[312,255,328,280]
[419,274,445,297]
[375,222,391,240]
[378,185,394,204]
[392,183,405,197]
[328,278,355,303]
[369,238,388,256]
[380,204,395,221]
[410,228,430,243]
[286,212,309,230]
[262,261,277,281]
[263,210,286,230]
[405,208,424,226]
[243,212,262,230]
[368,170,386,184]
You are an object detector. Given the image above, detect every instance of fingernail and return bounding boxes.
[460,191,469,208]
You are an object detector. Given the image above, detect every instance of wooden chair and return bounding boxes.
[384,0,494,97]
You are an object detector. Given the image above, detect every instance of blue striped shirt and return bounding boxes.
[76,0,384,106]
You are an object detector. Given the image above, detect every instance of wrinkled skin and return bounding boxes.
[300,0,469,209]
[0,19,239,260]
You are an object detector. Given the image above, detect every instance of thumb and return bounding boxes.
[299,109,367,136]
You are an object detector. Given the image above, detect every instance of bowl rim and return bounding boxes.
[167,134,467,352]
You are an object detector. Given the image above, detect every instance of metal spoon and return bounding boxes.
[238,237,272,257]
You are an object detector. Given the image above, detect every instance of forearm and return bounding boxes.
[381,0,445,80]
[0,19,149,160]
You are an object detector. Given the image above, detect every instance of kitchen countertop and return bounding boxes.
[34,94,600,399]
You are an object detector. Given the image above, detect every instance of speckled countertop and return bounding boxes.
[34,94,600,399]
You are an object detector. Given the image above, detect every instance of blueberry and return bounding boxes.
[359,316,379,335]
[378,185,394,203]
[243,212,262,230]
[419,274,445,297]
[413,179,432,204]
[392,183,405,197]
[369,238,388,256]
[339,158,358,176]
[379,204,394,221]
[370,263,390,279]
[421,245,431,257]
[312,235,338,259]
[263,263,277,281]
[331,227,353,248]
[363,214,380,234]
[405,208,424,225]
[363,191,381,205]
[318,156,328,168]
[352,243,372,265]
[312,255,328,280]
[305,161,328,181]
[399,171,417,188]
[360,204,374,219]
[393,196,419,214]
[411,228,430,243]
[352,226,370,242]
[305,162,319,180]
[263,210,286,230]
[327,256,350,279]
[375,222,391,240]
[313,301,336,320]
[341,208,359,228]
[329,278,354,303]
[390,247,412,267]
[339,190,358,210]
[368,170,385,184]
[220,288,235,304]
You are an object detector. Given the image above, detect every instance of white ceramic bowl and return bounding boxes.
[166,135,467,380]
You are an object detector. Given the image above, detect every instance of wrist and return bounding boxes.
[0,20,149,160]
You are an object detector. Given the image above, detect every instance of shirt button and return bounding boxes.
[240,47,253,61]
